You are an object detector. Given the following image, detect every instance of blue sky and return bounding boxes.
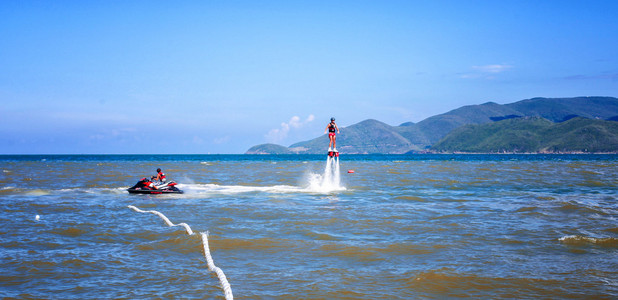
[1,0,617,154]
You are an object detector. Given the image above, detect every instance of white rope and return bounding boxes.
[202,232,234,299]
[128,205,194,235]
[128,205,233,299]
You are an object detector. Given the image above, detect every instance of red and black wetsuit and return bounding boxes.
[328,123,336,136]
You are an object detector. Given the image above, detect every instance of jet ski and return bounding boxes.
[127,178,183,194]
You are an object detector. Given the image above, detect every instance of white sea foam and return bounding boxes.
[58,187,127,195]
[305,156,346,193]
[165,157,345,196]
[179,178,345,195]
[25,189,50,196]
[180,183,305,194]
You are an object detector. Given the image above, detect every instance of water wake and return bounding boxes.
[128,205,233,299]
[182,183,304,194]
[128,157,346,196]
[180,157,345,195]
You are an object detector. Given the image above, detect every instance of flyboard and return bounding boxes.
[328,148,339,157]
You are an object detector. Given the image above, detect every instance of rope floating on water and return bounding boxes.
[202,232,233,299]
[128,205,194,235]
[128,205,233,300]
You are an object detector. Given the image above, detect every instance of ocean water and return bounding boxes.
[1,154,617,299]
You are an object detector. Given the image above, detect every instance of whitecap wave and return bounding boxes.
[559,235,618,247]
[27,190,51,196]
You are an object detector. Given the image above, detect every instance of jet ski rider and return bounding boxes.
[152,168,166,183]
[324,117,340,151]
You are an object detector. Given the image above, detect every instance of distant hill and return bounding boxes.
[245,143,293,154]
[287,119,418,154]
[246,96,618,154]
[506,97,618,121]
[397,101,522,146]
[431,117,618,153]
[398,96,618,147]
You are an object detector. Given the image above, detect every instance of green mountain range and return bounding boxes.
[432,117,618,153]
[245,96,618,154]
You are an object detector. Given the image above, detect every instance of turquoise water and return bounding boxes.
[1,154,617,299]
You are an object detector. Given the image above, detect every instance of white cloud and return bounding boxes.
[266,114,315,143]
[213,136,230,144]
[88,127,137,141]
[193,136,204,144]
[472,64,513,73]
[460,64,513,79]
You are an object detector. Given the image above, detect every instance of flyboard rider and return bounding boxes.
[325,117,340,154]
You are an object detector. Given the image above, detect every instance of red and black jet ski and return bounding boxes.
[127,178,183,194]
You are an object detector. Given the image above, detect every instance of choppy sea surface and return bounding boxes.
[1,154,617,299]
